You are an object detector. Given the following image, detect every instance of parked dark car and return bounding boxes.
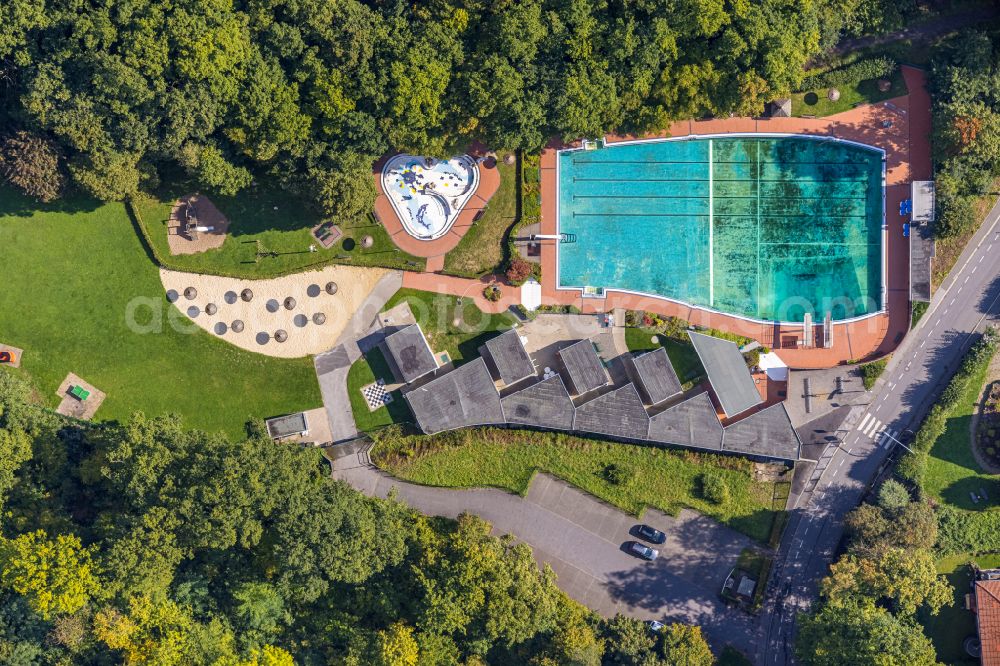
[628,541,659,561]
[636,524,666,544]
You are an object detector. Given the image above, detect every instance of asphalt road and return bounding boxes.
[333,453,761,652]
[756,196,1000,665]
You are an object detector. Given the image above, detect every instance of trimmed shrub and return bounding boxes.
[860,359,888,390]
[800,57,897,91]
[505,257,534,286]
[701,471,730,505]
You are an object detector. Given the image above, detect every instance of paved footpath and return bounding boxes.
[332,443,759,653]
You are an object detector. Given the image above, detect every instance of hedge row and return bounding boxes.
[937,506,1000,555]
[897,328,999,484]
[800,57,897,91]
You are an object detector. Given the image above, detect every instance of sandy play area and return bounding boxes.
[160,265,391,358]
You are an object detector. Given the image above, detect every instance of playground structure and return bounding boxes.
[166,194,231,255]
[381,154,479,240]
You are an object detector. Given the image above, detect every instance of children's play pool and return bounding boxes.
[382,154,479,240]
[557,136,885,323]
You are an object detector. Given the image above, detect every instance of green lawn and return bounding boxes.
[923,553,1000,665]
[131,186,425,279]
[791,68,907,117]
[624,328,705,386]
[372,427,785,543]
[0,187,320,438]
[382,289,517,365]
[346,347,412,432]
[924,356,999,510]
[442,156,517,278]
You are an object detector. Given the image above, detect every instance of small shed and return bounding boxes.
[265,412,310,440]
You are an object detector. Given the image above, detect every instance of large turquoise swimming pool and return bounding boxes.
[557,136,884,322]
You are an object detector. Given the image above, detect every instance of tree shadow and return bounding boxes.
[0,185,104,218]
[940,476,1000,511]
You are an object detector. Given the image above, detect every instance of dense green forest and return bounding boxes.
[1,0,913,216]
[930,30,1000,238]
[0,368,719,665]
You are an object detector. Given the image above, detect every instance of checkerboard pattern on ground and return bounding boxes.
[361,381,393,411]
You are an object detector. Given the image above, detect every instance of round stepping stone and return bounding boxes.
[284,297,296,310]
[231,320,245,333]
[205,303,218,316]
[166,289,179,303]
[214,322,228,335]
[361,235,374,248]
[184,287,197,300]
[325,282,338,295]
[307,284,321,298]
[255,332,270,345]
[187,305,200,318]
[241,288,254,302]
[224,291,238,304]
[266,299,280,313]
[274,329,288,343]
[294,314,308,328]
[312,312,327,325]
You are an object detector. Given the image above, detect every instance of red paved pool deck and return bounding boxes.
[373,154,501,262]
[534,66,931,369]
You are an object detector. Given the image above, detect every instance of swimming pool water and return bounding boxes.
[557,137,884,322]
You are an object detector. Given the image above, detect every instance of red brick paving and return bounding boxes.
[373,154,501,262]
[381,67,931,370]
[535,66,930,369]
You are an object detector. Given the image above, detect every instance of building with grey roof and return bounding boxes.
[404,358,504,434]
[647,392,724,450]
[557,340,610,395]
[688,331,762,416]
[722,403,801,460]
[383,323,438,384]
[627,347,682,405]
[481,329,536,386]
[265,412,309,440]
[573,384,649,441]
[501,375,576,431]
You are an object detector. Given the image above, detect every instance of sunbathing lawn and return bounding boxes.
[442,156,517,278]
[132,186,425,278]
[624,328,705,386]
[382,288,518,365]
[923,354,998,510]
[0,187,320,438]
[373,427,785,543]
[923,553,1000,665]
[792,68,907,117]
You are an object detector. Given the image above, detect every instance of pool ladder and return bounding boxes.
[528,233,577,244]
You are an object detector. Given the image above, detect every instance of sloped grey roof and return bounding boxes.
[383,323,437,383]
[647,392,724,450]
[688,332,762,416]
[482,329,535,386]
[501,375,575,431]
[573,384,649,441]
[405,358,504,434]
[629,347,682,405]
[723,403,801,460]
[558,340,610,394]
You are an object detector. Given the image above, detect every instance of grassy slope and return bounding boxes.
[0,188,320,438]
[623,328,705,385]
[374,429,783,543]
[132,186,425,278]
[924,356,998,509]
[792,68,907,117]
[924,553,1000,666]
[442,158,517,278]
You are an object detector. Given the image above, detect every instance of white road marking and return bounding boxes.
[919,340,926,348]
[863,417,882,437]
[858,413,873,433]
